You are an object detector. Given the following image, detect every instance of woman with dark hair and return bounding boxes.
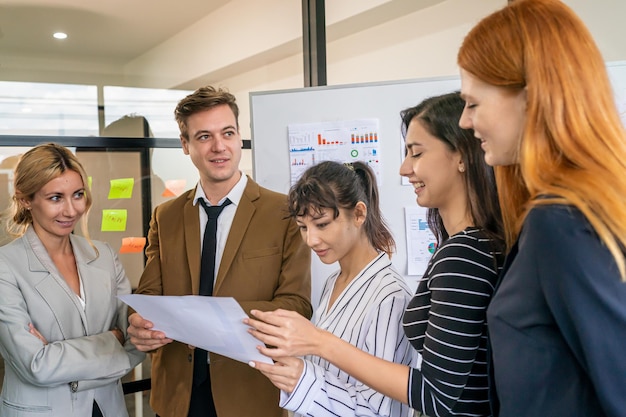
[247,160,415,417]
[247,92,504,417]
[458,0,626,415]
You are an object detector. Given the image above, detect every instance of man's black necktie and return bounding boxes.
[193,197,232,385]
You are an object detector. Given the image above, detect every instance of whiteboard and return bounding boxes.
[250,75,461,305]
[250,61,626,307]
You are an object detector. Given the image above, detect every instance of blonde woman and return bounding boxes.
[0,143,143,417]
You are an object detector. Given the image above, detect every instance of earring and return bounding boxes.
[459,165,465,173]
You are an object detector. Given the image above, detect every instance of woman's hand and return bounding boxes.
[244,309,324,359]
[28,323,48,345]
[249,356,304,393]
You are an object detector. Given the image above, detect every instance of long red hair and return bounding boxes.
[458,0,626,279]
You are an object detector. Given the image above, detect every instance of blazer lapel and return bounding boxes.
[72,236,111,333]
[214,179,260,293]
[494,240,519,293]
[183,188,202,295]
[25,228,88,338]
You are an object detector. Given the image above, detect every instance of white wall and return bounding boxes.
[564,0,626,63]
[211,0,505,139]
[222,0,626,153]
[2,0,625,149]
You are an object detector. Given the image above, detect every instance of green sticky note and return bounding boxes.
[108,178,134,199]
[102,209,128,232]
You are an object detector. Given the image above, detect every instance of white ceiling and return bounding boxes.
[1,0,622,91]
[0,0,229,63]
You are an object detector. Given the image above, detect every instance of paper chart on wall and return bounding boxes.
[288,119,381,186]
[405,206,437,277]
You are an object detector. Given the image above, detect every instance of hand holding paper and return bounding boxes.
[119,294,272,364]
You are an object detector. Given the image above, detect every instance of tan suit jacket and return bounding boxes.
[136,176,312,417]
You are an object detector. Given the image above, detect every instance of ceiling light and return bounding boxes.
[53,32,68,40]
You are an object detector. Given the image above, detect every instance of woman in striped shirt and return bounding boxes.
[248,92,503,417]
[399,93,504,416]
[249,160,415,417]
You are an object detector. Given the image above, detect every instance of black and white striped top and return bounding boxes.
[281,253,416,417]
[403,228,503,417]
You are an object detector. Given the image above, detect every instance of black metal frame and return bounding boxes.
[0,135,252,149]
[302,0,327,87]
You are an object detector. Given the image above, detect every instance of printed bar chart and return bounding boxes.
[288,119,381,186]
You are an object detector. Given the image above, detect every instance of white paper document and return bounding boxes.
[119,294,272,364]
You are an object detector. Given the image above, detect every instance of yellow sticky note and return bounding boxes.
[108,178,134,199]
[119,237,146,254]
[87,176,93,190]
[102,209,128,232]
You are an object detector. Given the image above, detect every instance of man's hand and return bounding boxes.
[127,312,173,351]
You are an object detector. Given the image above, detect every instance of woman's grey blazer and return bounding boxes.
[0,227,144,416]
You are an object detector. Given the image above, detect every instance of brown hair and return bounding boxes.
[174,86,239,140]
[401,92,503,246]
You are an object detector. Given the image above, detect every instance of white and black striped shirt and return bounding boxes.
[403,228,503,417]
[281,253,416,417]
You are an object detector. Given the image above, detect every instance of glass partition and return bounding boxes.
[0,83,247,417]
[103,86,192,138]
[0,137,197,287]
[0,81,98,136]
[0,81,192,139]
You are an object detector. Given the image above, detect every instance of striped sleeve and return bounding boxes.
[404,231,500,417]
[282,287,414,417]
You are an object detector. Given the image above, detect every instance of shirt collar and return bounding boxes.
[193,172,247,207]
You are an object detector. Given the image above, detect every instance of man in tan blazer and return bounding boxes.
[128,86,312,417]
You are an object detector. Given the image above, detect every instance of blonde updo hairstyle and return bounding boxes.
[4,143,93,242]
